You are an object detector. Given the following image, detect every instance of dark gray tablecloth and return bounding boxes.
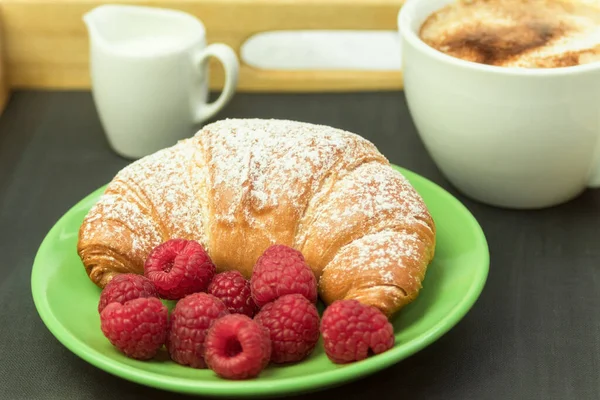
[1,91,599,400]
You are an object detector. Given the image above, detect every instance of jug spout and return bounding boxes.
[82,4,205,54]
[82,5,129,48]
[82,5,103,38]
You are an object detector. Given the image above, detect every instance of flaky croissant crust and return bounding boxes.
[77,119,435,316]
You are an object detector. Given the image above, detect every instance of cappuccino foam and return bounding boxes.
[419,0,600,68]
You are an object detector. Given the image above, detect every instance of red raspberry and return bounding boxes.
[144,238,216,300]
[254,294,320,363]
[208,271,257,317]
[98,273,158,314]
[166,292,229,368]
[320,299,395,364]
[204,314,271,380]
[100,297,168,360]
[250,244,317,308]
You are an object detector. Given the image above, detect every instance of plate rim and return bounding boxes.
[31,165,490,397]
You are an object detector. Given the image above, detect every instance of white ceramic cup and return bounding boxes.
[84,5,240,159]
[398,0,600,209]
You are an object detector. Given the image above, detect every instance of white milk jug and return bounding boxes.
[84,4,239,159]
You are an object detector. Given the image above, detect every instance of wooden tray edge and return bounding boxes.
[1,0,405,94]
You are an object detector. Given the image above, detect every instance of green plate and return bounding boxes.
[31,165,489,397]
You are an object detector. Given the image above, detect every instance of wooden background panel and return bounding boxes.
[0,14,9,113]
[0,0,405,92]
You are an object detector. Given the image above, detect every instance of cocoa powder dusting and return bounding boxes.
[419,0,600,68]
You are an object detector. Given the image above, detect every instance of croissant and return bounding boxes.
[77,119,436,316]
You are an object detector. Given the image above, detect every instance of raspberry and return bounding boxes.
[144,238,216,300]
[166,292,229,368]
[100,297,168,360]
[250,244,317,308]
[208,271,257,317]
[204,314,271,380]
[320,299,395,364]
[98,273,158,314]
[254,294,320,363]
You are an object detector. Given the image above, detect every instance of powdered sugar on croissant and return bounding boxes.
[78,118,436,316]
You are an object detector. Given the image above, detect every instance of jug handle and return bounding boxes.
[194,43,240,122]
